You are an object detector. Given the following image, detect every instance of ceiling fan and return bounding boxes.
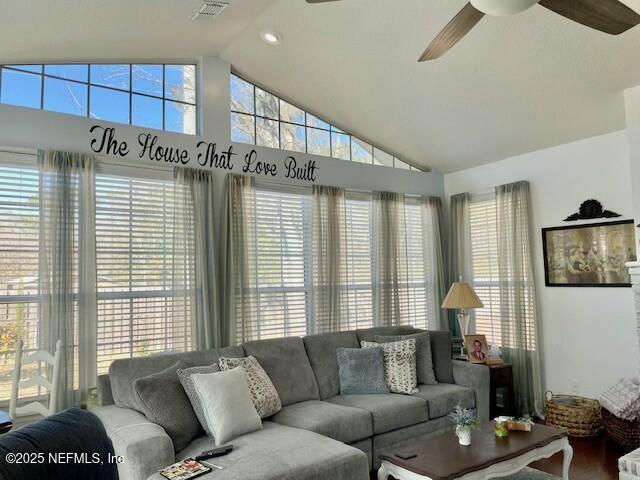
[306,0,640,62]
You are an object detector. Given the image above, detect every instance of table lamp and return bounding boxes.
[441,280,484,353]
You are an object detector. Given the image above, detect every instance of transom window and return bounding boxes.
[0,64,197,134]
[230,74,420,171]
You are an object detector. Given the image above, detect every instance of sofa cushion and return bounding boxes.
[133,361,200,452]
[429,330,454,383]
[242,337,320,406]
[355,326,421,344]
[109,346,244,411]
[147,422,370,480]
[337,347,388,395]
[375,332,438,385]
[303,331,360,399]
[271,400,373,443]
[413,383,475,419]
[327,393,428,434]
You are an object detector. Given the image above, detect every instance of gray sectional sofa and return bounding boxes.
[94,326,490,480]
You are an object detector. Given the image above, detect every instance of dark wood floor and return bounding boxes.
[530,433,627,480]
[372,433,629,479]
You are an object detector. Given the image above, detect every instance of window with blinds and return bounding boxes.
[252,188,311,339]
[344,196,374,329]
[469,193,537,350]
[399,201,431,330]
[95,175,190,375]
[0,165,40,402]
[469,195,502,347]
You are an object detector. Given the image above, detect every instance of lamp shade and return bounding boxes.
[441,282,484,309]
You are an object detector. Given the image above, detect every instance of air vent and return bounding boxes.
[191,2,229,20]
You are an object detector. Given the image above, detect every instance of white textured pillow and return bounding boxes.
[361,339,418,395]
[600,378,640,421]
[219,355,282,418]
[190,367,262,445]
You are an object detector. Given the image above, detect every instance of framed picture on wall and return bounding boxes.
[542,219,637,287]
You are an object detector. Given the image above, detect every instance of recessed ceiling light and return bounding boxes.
[260,30,281,45]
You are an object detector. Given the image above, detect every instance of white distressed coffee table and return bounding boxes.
[378,423,573,480]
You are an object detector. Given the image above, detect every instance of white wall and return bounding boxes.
[445,130,638,398]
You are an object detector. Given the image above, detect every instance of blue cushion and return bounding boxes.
[337,347,389,395]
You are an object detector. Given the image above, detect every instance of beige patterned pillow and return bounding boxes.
[361,339,418,395]
[219,356,282,418]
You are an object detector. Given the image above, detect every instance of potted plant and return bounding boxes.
[449,405,478,446]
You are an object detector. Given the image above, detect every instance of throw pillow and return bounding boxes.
[133,360,200,452]
[177,363,220,436]
[361,339,419,394]
[190,367,262,446]
[600,378,640,421]
[218,356,282,418]
[336,347,389,395]
[374,332,438,385]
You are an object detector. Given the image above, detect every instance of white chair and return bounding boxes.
[9,338,62,419]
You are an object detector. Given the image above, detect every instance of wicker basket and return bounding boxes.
[544,391,602,437]
[603,409,640,450]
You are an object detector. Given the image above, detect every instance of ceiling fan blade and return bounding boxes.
[539,0,640,35]
[419,3,485,62]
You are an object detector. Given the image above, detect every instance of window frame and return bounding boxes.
[0,151,192,404]
[0,63,198,135]
[230,73,423,171]
[468,191,537,351]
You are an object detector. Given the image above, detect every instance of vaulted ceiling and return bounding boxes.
[2,0,640,173]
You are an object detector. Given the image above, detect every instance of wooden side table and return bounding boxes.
[489,363,515,418]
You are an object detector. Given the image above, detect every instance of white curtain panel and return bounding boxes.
[373,191,408,326]
[38,150,96,410]
[173,167,219,350]
[311,185,348,333]
[221,173,258,345]
[421,196,448,331]
[496,181,544,417]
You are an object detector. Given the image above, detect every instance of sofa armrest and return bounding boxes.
[452,360,490,422]
[93,405,174,480]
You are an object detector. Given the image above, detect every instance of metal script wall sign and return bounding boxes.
[89,124,319,183]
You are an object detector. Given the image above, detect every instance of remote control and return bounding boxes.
[395,451,417,460]
[195,445,233,461]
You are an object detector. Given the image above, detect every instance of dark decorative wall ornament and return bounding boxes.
[564,199,621,221]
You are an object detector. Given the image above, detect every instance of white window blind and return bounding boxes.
[95,175,190,375]
[469,193,536,350]
[0,165,40,402]
[399,200,431,330]
[252,187,311,340]
[344,196,373,329]
[469,195,502,347]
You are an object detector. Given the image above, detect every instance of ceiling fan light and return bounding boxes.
[470,0,539,16]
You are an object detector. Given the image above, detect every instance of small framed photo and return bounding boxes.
[465,335,488,364]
